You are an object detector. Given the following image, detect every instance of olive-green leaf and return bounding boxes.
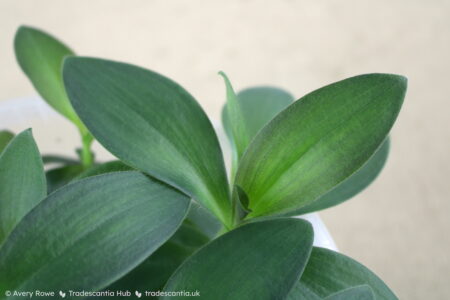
[14,26,86,133]
[235,74,406,218]
[104,221,209,298]
[0,129,46,246]
[293,138,390,215]
[221,86,294,178]
[63,57,232,228]
[0,172,190,299]
[325,285,375,300]
[287,247,397,299]
[0,131,14,153]
[163,218,314,300]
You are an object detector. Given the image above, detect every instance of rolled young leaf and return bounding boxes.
[0,172,190,298]
[293,138,390,215]
[63,57,232,228]
[324,285,375,300]
[14,26,86,133]
[163,218,314,300]
[0,129,46,246]
[0,130,14,153]
[287,247,397,299]
[235,74,406,218]
[219,72,250,164]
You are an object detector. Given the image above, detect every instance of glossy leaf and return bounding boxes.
[0,129,46,246]
[235,74,406,218]
[325,285,375,300]
[14,26,87,134]
[46,164,84,193]
[0,131,14,153]
[287,247,397,299]
[294,138,390,215]
[0,172,190,298]
[163,218,314,300]
[105,222,209,298]
[63,57,232,228]
[219,72,250,163]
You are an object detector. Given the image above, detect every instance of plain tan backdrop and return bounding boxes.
[1,1,449,299]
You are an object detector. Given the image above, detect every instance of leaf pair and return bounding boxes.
[61,57,406,227]
[222,74,406,218]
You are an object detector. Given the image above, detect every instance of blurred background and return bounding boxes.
[1,1,449,298]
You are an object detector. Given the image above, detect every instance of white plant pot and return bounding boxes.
[0,97,338,251]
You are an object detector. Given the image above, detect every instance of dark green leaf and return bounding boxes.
[14,26,87,135]
[0,131,14,153]
[46,164,84,193]
[0,172,190,298]
[63,57,232,228]
[325,285,375,300]
[235,74,406,218]
[287,247,397,299]
[42,154,79,166]
[163,218,314,300]
[0,129,46,246]
[185,201,222,239]
[76,161,221,238]
[294,138,390,214]
[104,222,209,298]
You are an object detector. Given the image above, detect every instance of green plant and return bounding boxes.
[0,26,407,299]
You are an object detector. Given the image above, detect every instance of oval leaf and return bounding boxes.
[63,57,232,228]
[294,138,390,214]
[287,247,397,299]
[163,218,314,300]
[235,74,406,218]
[0,129,46,245]
[0,172,190,297]
[14,26,85,132]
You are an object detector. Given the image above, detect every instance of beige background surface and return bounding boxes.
[1,1,449,299]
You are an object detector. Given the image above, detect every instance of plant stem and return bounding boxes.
[80,131,94,169]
